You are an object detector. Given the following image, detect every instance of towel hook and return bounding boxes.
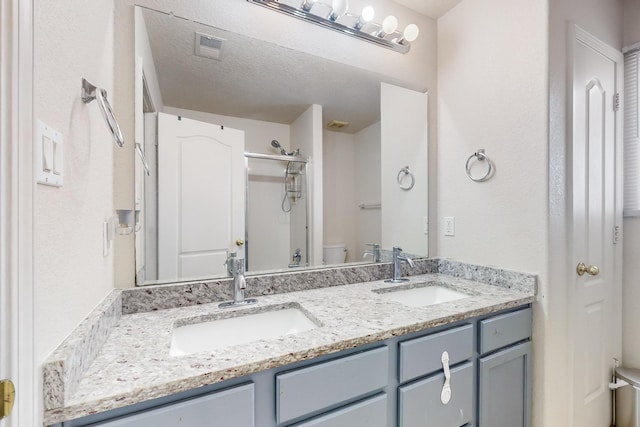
[397,166,415,191]
[465,149,493,182]
[81,78,125,148]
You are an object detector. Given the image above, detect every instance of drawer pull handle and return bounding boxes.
[441,351,452,405]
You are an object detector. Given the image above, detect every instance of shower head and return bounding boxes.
[271,140,287,155]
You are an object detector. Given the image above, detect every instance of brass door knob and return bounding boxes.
[577,262,599,276]
[235,239,245,247]
[1,379,15,419]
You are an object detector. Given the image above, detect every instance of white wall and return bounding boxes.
[381,83,428,255]
[548,0,622,426]
[33,0,115,424]
[437,0,548,425]
[355,122,382,258]
[291,105,323,265]
[323,130,357,262]
[624,0,640,47]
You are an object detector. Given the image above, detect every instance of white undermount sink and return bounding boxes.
[374,284,470,308]
[170,306,319,356]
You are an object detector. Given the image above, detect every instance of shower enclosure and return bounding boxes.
[244,152,310,272]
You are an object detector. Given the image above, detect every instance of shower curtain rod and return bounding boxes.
[245,151,308,163]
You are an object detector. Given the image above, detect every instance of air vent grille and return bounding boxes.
[327,120,350,130]
[195,32,225,61]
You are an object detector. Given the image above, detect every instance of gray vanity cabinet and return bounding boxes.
[55,306,532,427]
[276,346,389,425]
[88,383,255,427]
[477,308,532,427]
[398,362,474,426]
[397,324,474,427]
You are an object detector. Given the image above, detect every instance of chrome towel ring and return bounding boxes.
[397,166,415,191]
[81,78,125,148]
[465,149,493,182]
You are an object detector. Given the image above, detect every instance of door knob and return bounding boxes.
[235,239,245,247]
[1,379,15,420]
[577,262,599,276]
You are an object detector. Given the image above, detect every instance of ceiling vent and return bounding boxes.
[326,120,350,130]
[195,32,225,61]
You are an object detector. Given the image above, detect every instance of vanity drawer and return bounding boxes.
[290,393,387,427]
[398,324,473,383]
[479,307,532,355]
[398,362,473,427]
[89,383,254,427]
[276,346,389,425]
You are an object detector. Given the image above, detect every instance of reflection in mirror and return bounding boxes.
[134,6,428,285]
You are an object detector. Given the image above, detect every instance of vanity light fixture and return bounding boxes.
[394,23,420,44]
[300,0,316,12]
[375,15,398,38]
[247,0,419,54]
[354,5,374,30]
[327,0,348,21]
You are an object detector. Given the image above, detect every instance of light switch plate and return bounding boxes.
[444,216,455,236]
[36,120,63,187]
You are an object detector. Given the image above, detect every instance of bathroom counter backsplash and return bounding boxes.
[42,258,537,425]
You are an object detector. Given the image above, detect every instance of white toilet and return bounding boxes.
[323,244,347,264]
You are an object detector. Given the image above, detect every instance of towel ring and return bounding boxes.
[397,166,415,191]
[465,149,493,182]
[81,78,125,148]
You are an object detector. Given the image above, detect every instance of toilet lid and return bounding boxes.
[616,366,640,388]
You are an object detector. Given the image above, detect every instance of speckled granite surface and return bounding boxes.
[42,259,537,425]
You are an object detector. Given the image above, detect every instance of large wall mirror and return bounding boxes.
[134,5,429,285]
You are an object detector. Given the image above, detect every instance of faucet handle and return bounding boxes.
[363,243,381,262]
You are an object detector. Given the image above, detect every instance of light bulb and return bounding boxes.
[328,0,348,21]
[403,24,419,42]
[354,5,374,29]
[360,6,374,23]
[381,16,398,34]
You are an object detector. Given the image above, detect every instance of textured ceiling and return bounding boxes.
[142,8,427,134]
[392,0,462,19]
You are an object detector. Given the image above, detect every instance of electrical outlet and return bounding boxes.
[444,217,455,236]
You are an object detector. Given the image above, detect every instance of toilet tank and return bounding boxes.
[323,244,347,264]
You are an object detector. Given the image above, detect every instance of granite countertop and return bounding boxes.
[42,260,536,425]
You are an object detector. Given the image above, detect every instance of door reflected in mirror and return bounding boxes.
[134,6,428,285]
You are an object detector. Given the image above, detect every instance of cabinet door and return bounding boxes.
[291,394,387,427]
[87,383,254,427]
[276,347,388,425]
[398,362,473,427]
[478,342,531,427]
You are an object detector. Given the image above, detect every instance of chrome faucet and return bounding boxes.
[219,257,258,308]
[363,243,381,263]
[385,246,414,283]
[289,248,302,268]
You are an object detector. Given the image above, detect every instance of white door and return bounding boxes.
[571,26,623,427]
[158,113,245,281]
